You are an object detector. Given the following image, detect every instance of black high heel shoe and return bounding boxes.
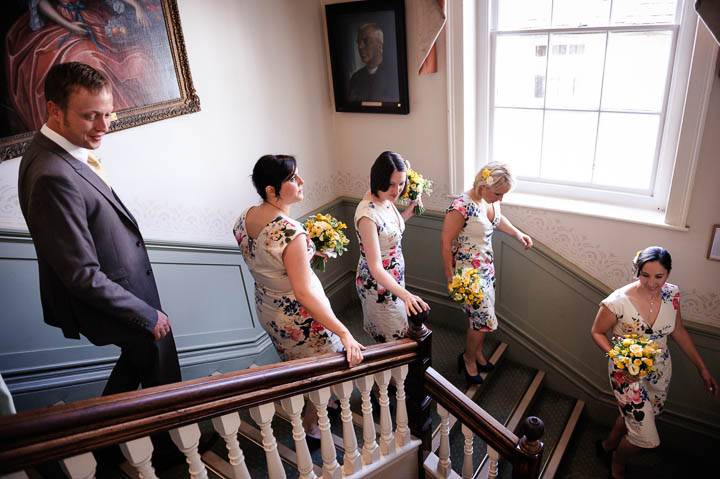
[476,359,495,373]
[457,352,484,384]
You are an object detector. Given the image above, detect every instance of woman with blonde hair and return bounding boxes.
[440,162,532,383]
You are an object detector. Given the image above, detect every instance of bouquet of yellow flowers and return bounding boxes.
[448,267,484,308]
[607,334,661,379]
[400,168,433,215]
[304,213,350,272]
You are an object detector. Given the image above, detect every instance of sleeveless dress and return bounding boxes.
[354,199,408,342]
[233,208,342,361]
[601,283,678,448]
[446,194,501,331]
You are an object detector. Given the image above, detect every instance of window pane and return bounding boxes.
[541,110,597,183]
[601,31,673,112]
[493,108,543,177]
[545,33,606,110]
[611,0,678,25]
[594,113,660,190]
[497,0,551,30]
[552,0,611,27]
[495,34,548,108]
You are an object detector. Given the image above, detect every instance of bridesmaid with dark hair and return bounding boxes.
[354,151,430,343]
[233,154,365,443]
[591,246,718,479]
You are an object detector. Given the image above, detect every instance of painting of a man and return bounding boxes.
[347,22,399,103]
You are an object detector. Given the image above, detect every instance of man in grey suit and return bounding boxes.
[18,62,181,395]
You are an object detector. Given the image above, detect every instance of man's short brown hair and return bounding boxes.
[44,62,109,110]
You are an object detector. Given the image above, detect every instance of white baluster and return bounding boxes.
[487,446,499,479]
[391,365,410,448]
[60,452,96,479]
[355,375,380,465]
[249,402,286,479]
[331,381,362,475]
[169,424,208,479]
[374,370,395,456]
[461,424,474,479]
[280,395,317,479]
[120,436,158,479]
[308,387,341,479]
[437,404,452,477]
[211,412,251,479]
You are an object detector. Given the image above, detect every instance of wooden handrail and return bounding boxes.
[425,367,544,478]
[0,339,419,474]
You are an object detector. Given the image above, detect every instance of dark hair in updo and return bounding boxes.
[632,246,672,276]
[370,151,408,196]
[251,155,297,200]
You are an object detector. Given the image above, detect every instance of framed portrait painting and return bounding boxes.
[0,0,200,161]
[325,0,409,114]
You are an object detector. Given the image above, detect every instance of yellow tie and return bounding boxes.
[87,153,110,185]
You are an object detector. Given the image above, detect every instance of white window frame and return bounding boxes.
[447,0,718,229]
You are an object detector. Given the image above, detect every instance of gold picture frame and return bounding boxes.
[0,0,200,162]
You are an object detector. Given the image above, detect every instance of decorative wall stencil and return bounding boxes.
[501,204,719,327]
[502,205,632,288]
[682,289,720,325]
[0,184,23,230]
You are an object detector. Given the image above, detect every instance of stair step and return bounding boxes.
[541,399,585,479]
[494,388,578,479]
[431,342,509,452]
[474,369,545,478]
[438,360,538,476]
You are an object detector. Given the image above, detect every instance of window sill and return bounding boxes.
[499,192,689,232]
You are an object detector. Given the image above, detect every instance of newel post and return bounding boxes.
[406,309,432,477]
[512,416,544,479]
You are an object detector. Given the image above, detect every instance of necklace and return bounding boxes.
[647,291,660,314]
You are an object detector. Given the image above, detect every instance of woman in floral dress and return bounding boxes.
[233,155,365,440]
[440,163,532,383]
[591,246,718,479]
[355,151,429,343]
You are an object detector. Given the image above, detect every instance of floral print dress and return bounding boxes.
[233,208,342,361]
[601,283,679,448]
[446,194,501,331]
[354,199,407,342]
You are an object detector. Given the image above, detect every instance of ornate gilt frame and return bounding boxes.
[0,0,200,162]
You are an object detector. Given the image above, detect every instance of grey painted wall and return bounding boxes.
[1,197,717,452]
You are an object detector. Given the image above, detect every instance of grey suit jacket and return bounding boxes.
[18,133,160,345]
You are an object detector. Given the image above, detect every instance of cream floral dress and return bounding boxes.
[233,208,342,361]
[601,282,679,448]
[354,199,408,342]
[446,194,500,331]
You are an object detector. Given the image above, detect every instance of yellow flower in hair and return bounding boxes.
[633,250,642,263]
[481,168,495,186]
[109,112,118,121]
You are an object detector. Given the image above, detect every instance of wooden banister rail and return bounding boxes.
[0,339,419,474]
[425,367,544,479]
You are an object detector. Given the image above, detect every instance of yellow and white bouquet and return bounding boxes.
[448,267,484,308]
[608,334,661,379]
[304,213,350,272]
[400,168,433,215]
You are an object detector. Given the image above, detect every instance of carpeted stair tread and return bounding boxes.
[444,360,536,474]
[496,388,576,479]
